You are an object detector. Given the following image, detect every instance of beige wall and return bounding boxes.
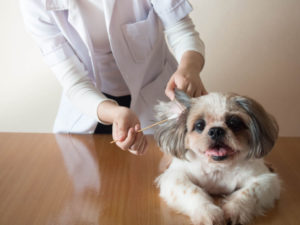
[0,1,61,133]
[0,0,299,136]
[190,0,300,136]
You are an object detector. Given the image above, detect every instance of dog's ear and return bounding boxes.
[154,89,191,159]
[174,88,191,109]
[234,96,279,158]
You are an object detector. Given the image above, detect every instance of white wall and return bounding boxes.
[189,0,300,136]
[0,0,299,136]
[0,1,61,133]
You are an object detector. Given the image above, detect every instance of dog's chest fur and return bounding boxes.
[172,157,264,196]
[191,164,239,195]
[193,170,235,195]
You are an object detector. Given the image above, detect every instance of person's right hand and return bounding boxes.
[97,101,148,155]
[112,107,148,155]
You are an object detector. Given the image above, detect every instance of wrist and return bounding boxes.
[97,100,120,124]
[178,51,204,74]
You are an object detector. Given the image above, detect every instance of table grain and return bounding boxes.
[0,133,299,225]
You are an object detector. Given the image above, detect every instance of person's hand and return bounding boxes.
[112,107,148,155]
[165,68,207,100]
[97,101,147,155]
[165,51,207,100]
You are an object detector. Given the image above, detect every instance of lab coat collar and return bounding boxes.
[45,0,69,11]
[45,0,116,30]
[44,0,116,16]
[44,0,116,89]
[102,0,116,29]
[45,0,99,85]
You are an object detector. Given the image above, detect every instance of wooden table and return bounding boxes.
[0,133,299,225]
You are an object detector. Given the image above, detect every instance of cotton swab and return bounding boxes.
[110,114,178,144]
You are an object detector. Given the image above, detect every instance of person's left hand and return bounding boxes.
[165,68,207,100]
[165,51,207,100]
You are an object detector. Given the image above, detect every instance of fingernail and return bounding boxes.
[135,124,140,131]
[118,134,126,141]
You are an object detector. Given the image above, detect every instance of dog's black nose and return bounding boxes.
[208,127,226,140]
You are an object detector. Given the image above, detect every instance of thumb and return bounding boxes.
[165,77,176,100]
[115,121,127,142]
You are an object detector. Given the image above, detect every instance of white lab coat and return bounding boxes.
[20,0,193,134]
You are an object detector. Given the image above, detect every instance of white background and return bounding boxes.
[0,0,299,136]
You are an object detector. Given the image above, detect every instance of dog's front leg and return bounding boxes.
[222,173,280,225]
[157,170,225,225]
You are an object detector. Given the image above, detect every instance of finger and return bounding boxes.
[165,77,176,100]
[199,80,208,95]
[136,133,146,154]
[118,127,136,150]
[198,84,209,96]
[195,87,204,97]
[202,87,208,95]
[130,140,145,156]
[128,149,139,155]
[117,122,128,142]
[112,121,119,142]
[114,116,132,142]
[194,88,202,97]
[112,121,126,143]
[129,137,146,156]
[132,124,145,153]
[129,131,144,152]
[140,136,147,153]
[175,75,189,92]
[135,123,141,132]
[140,137,148,155]
[186,84,196,98]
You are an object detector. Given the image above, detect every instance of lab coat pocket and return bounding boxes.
[121,9,159,63]
[133,61,176,134]
[140,61,174,106]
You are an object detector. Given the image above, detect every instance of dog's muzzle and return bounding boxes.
[205,142,236,161]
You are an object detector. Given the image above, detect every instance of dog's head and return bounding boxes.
[154,90,278,162]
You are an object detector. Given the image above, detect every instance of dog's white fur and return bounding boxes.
[154,91,280,225]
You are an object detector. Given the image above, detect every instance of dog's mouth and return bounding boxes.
[205,143,236,161]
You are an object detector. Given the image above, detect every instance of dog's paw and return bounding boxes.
[190,203,225,225]
[222,199,254,225]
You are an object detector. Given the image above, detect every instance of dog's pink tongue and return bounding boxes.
[206,148,232,157]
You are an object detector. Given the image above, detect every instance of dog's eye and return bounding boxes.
[194,119,206,133]
[226,115,247,132]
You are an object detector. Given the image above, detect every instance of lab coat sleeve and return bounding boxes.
[20,0,115,124]
[151,0,193,29]
[19,0,74,66]
[165,16,205,63]
[51,55,117,124]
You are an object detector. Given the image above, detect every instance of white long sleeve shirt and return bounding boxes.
[51,7,205,124]
[78,0,130,97]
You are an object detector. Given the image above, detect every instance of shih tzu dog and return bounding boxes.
[154,90,280,225]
